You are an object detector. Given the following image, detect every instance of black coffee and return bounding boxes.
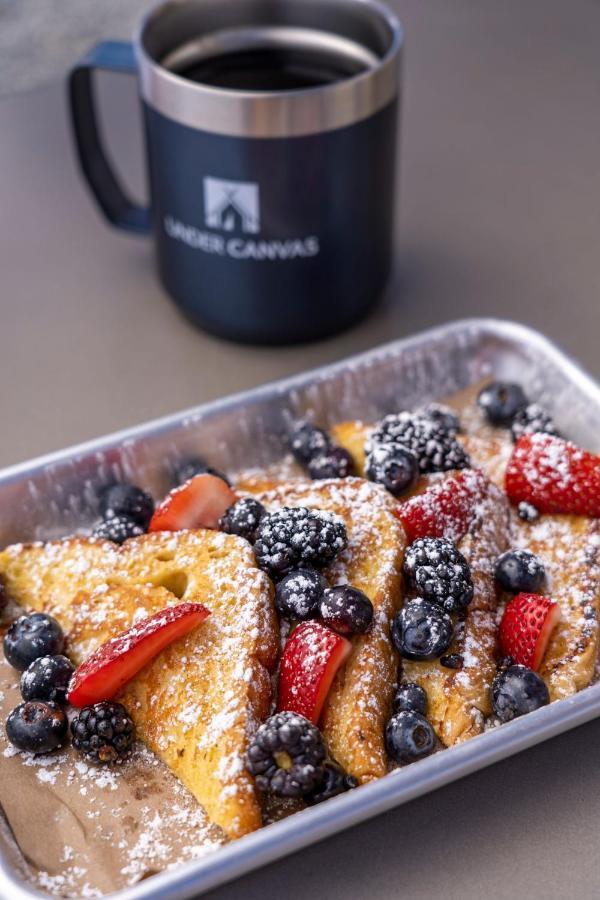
[169,46,368,91]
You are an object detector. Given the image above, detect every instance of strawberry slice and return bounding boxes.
[149,473,237,532]
[67,602,210,707]
[396,468,489,543]
[505,433,600,517]
[277,621,352,725]
[499,593,560,670]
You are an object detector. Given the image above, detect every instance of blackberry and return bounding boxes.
[364,443,419,497]
[385,711,436,764]
[246,711,326,798]
[370,413,470,474]
[319,585,373,635]
[98,483,154,529]
[4,613,64,671]
[418,403,461,434]
[6,701,68,754]
[71,701,135,764]
[288,421,331,465]
[20,654,74,704]
[92,514,144,545]
[304,760,358,806]
[254,507,347,578]
[511,403,559,442]
[391,598,454,661]
[494,549,546,594]
[172,456,230,487]
[404,537,474,613]
[307,446,355,480]
[219,498,266,543]
[392,682,428,716]
[477,381,528,426]
[275,568,327,620]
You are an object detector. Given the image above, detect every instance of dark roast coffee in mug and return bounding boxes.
[69,0,402,344]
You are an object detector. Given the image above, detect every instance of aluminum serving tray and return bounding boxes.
[1,318,599,900]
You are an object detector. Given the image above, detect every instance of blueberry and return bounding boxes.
[517,501,540,522]
[99,483,154,529]
[304,760,358,806]
[6,701,68,754]
[392,682,428,716]
[319,585,374,635]
[275,569,327,620]
[492,664,549,722]
[494,549,546,594]
[391,599,454,661]
[172,457,230,487]
[365,443,419,497]
[20,654,74,704]
[220,498,266,543]
[385,711,436,764]
[477,381,528,426]
[92,514,144,544]
[288,421,331,465]
[307,447,355,480]
[4,613,64,671]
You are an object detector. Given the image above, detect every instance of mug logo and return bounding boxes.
[203,177,260,234]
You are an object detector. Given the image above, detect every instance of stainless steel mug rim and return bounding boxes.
[134,0,403,138]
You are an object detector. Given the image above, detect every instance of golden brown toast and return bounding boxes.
[252,477,406,782]
[0,530,278,840]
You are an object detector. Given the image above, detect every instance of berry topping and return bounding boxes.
[304,760,358,805]
[289,421,331,465]
[492,664,550,722]
[477,381,527,426]
[318,585,374,635]
[4,613,64,671]
[6,701,68,754]
[391,598,454,661]
[494,549,546,594]
[219,497,266,543]
[403,537,474,613]
[396,469,488,543]
[370,412,470,474]
[364,443,419,497]
[277,621,352,724]
[149,473,237,532]
[98,483,154,529]
[246,711,326,798]
[511,403,559,442]
[440,653,464,669]
[71,701,135,764]
[67,602,210,707]
[172,457,230,487]
[392,682,428,716]
[275,569,327,620]
[505,433,600,517]
[385,710,436,764]
[498,593,560,671]
[418,403,461,434]
[254,507,347,578]
[307,446,355,480]
[92,514,144,544]
[20,654,74,704]
[517,501,540,522]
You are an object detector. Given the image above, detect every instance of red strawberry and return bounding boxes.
[67,602,210,707]
[499,593,560,671]
[277,621,352,725]
[396,468,489,543]
[149,473,237,532]
[505,433,600,517]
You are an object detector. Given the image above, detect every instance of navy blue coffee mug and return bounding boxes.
[69,0,402,344]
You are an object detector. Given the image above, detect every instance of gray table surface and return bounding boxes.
[1,0,599,898]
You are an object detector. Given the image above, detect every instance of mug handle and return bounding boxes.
[68,41,151,234]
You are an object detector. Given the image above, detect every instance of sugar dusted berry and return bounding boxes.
[6,700,68,754]
[403,537,474,613]
[511,403,558,442]
[385,710,436,764]
[71,701,135,763]
[275,568,327,620]
[370,412,470,474]
[494,549,546,594]
[492,664,549,722]
[391,599,454,661]
[20,654,74,704]
[477,381,527,426]
[219,497,266,543]
[392,682,428,716]
[289,421,331,465]
[254,507,347,578]
[319,585,374,635]
[304,760,358,805]
[99,483,154,529]
[307,446,355,480]
[365,442,419,497]
[92,514,144,545]
[246,711,326,798]
[4,613,64,671]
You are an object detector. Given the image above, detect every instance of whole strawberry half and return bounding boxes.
[149,473,237,532]
[499,593,560,671]
[277,621,352,725]
[67,602,210,707]
[396,468,489,543]
[505,433,600,517]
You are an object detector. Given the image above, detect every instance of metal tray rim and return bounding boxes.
[0,316,599,900]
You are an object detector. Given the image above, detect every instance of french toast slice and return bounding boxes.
[253,478,406,782]
[0,530,278,839]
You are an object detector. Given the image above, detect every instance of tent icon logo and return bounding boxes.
[203,177,260,234]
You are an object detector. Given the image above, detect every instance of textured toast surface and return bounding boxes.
[0,530,277,839]
[254,478,406,782]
